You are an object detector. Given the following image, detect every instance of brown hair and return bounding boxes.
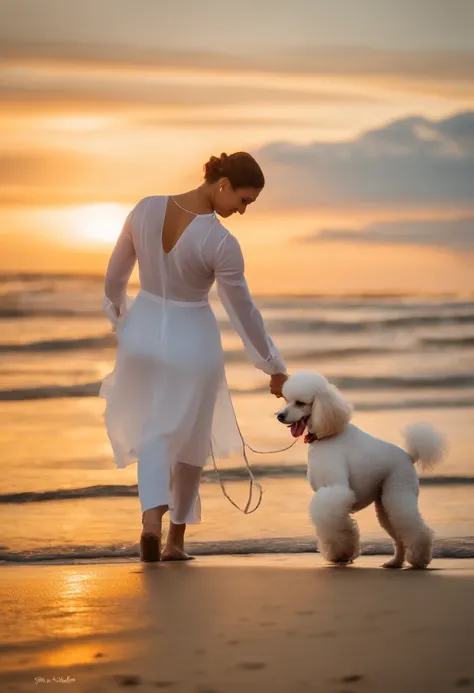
[204,152,265,189]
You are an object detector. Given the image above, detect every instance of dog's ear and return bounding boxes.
[311,384,352,439]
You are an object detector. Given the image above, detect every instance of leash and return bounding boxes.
[211,413,301,515]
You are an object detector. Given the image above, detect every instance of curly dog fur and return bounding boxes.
[277,371,446,569]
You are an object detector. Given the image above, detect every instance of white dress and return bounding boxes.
[100,195,286,524]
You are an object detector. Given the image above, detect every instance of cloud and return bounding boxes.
[2,111,473,212]
[0,40,247,73]
[302,218,474,251]
[0,149,151,205]
[256,111,474,212]
[0,150,85,186]
[273,46,474,83]
[0,56,380,118]
[0,80,376,115]
[2,41,474,87]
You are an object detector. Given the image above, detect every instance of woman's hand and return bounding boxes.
[270,372,288,398]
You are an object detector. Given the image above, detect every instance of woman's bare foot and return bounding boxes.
[161,522,194,561]
[161,547,194,561]
[140,533,161,562]
[140,506,167,562]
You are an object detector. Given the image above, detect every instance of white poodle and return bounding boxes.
[276,371,446,569]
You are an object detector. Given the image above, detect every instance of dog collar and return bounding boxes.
[304,431,319,444]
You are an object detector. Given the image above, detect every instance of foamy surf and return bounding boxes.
[1,474,474,504]
[2,375,474,401]
[1,536,473,564]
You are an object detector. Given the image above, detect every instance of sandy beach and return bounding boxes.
[1,556,473,693]
[2,1,474,690]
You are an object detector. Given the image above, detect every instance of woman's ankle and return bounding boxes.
[166,522,186,549]
[142,506,168,532]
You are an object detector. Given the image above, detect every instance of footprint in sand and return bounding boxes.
[238,662,267,671]
[341,674,364,684]
[114,674,142,686]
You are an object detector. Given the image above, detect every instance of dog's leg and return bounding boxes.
[381,474,434,570]
[375,498,406,569]
[310,486,360,564]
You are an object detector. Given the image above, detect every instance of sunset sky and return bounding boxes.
[1,0,474,294]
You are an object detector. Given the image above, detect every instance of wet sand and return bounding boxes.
[1,555,473,692]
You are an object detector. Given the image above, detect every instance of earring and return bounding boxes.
[219,186,223,192]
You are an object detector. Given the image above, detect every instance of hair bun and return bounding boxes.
[203,151,265,189]
[203,154,226,180]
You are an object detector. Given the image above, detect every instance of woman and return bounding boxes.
[100,151,287,562]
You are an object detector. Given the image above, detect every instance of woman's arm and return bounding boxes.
[103,211,136,323]
[214,232,287,379]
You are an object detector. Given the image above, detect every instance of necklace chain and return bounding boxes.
[170,195,214,216]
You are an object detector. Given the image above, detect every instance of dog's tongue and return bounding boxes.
[290,419,306,438]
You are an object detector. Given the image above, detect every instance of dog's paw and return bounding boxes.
[330,556,354,566]
[382,558,404,569]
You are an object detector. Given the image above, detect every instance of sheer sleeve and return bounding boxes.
[214,233,286,376]
[103,210,136,326]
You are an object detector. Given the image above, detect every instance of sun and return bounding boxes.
[71,203,131,245]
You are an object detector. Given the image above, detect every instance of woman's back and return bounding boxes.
[104,193,285,376]
[101,151,288,563]
[130,195,228,303]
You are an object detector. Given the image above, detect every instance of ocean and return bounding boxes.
[0,274,473,563]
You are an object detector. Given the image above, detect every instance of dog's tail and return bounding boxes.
[403,423,446,471]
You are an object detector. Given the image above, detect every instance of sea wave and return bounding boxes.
[2,308,474,332]
[2,473,473,505]
[0,308,99,319]
[264,313,474,334]
[241,374,474,393]
[421,336,474,348]
[2,292,474,334]
[3,331,474,356]
[0,382,101,400]
[0,335,398,360]
[1,536,473,563]
[0,335,116,352]
[2,373,474,401]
